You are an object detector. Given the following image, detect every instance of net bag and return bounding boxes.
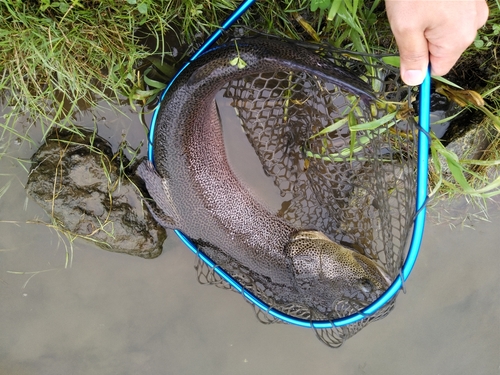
[151,38,425,348]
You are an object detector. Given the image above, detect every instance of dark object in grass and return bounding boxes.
[26,128,166,259]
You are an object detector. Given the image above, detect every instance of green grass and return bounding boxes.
[0,0,499,204]
[0,1,150,144]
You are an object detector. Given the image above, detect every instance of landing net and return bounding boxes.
[147,2,430,348]
[186,41,426,347]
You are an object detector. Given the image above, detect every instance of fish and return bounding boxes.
[138,38,391,314]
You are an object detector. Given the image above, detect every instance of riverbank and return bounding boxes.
[1,0,499,202]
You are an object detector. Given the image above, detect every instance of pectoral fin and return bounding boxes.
[137,160,179,229]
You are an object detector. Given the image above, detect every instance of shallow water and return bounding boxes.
[1,97,499,375]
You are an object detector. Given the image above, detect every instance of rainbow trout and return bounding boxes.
[138,38,391,313]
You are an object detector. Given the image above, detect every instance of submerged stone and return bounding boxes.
[26,128,166,259]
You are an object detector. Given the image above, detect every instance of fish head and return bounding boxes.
[285,230,392,310]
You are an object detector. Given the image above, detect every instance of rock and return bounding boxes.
[436,109,493,182]
[26,128,166,259]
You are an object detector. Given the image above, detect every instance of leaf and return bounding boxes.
[230,57,247,69]
[429,137,500,197]
[147,57,176,78]
[309,117,349,139]
[310,0,331,12]
[143,74,167,90]
[436,83,484,107]
[461,159,500,166]
[349,111,397,131]
[432,75,463,90]
[431,108,465,125]
[381,56,400,68]
[475,106,500,133]
[137,2,148,14]
[292,12,320,42]
[444,152,473,192]
[481,84,500,98]
[334,6,363,34]
[39,0,51,11]
[59,2,69,12]
[474,39,485,48]
[472,175,500,197]
[237,59,247,69]
[327,0,343,20]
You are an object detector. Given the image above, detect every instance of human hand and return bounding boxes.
[385,0,489,85]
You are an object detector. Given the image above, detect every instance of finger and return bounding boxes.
[396,32,430,86]
[476,0,490,29]
[426,24,479,76]
[428,42,466,76]
[427,1,489,76]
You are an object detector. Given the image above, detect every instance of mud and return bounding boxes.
[25,127,166,259]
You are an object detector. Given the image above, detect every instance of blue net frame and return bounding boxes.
[146,0,430,330]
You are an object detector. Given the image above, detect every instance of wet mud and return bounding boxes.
[26,127,166,259]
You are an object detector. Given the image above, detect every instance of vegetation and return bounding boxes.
[0,0,499,204]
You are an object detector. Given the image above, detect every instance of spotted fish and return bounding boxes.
[138,38,391,313]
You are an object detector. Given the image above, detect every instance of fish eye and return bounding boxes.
[359,278,374,293]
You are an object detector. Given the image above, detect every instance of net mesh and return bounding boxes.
[192,40,418,347]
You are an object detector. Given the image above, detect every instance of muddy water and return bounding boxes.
[1,95,499,375]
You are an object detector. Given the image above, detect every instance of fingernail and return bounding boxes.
[403,70,424,86]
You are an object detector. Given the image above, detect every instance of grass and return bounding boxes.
[0,0,499,205]
[0,1,161,143]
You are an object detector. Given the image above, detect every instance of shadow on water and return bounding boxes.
[1,92,500,373]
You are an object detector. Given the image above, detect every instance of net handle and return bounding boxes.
[146,1,431,329]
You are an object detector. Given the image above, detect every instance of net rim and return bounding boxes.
[146,0,430,329]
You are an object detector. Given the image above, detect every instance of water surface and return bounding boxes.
[1,99,499,375]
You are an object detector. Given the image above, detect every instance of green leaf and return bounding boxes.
[59,2,69,12]
[474,38,484,48]
[333,4,363,34]
[473,175,500,197]
[309,117,349,139]
[444,152,473,192]
[143,74,167,90]
[230,57,247,69]
[481,84,500,98]
[461,159,500,166]
[137,2,148,14]
[146,57,176,78]
[327,0,343,21]
[39,0,51,11]
[310,0,331,12]
[349,123,357,157]
[381,56,400,68]
[349,111,397,131]
[429,137,500,197]
[431,75,463,90]
[431,108,465,125]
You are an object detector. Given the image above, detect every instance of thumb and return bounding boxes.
[396,33,429,86]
